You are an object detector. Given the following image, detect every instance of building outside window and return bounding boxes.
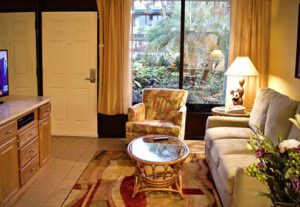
[131,0,230,111]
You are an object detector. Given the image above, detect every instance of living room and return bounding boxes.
[0,0,299,207]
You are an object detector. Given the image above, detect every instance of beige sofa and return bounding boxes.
[205,88,300,207]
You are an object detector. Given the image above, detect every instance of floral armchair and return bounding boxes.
[125,88,188,144]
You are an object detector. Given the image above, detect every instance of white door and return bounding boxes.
[0,13,37,96]
[42,12,97,137]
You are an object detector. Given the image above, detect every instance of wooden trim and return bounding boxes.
[41,0,97,11]
[179,0,185,89]
[97,13,100,106]
[0,0,36,12]
[36,0,43,96]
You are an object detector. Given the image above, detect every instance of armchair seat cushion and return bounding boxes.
[126,88,188,143]
[126,120,181,137]
[210,139,252,166]
[218,154,257,194]
[204,127,252,149]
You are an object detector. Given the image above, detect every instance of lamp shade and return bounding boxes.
[225,57,259,77]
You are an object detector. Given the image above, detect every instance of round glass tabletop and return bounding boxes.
[127,135,189,163]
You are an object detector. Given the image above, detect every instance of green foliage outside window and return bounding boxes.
[132,1,230,104]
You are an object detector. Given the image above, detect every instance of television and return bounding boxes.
[0,50,9,99]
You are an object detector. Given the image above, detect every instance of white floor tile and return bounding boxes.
[13,136,119,207]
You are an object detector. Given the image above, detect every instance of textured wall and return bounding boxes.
[268,0,300,101]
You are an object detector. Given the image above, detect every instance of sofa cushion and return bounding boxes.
[204,127,252,149]
[264,93,298,143]
[210,139,253,166]
[288,104,300,141]
[126,120,181,137]
[218,154,257,194]
[249,88,276,132]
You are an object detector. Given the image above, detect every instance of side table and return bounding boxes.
[211,106,251,117]
[127,135,189,198]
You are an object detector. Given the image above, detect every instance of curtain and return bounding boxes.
[97,0,132,115]
[228,0,271,108]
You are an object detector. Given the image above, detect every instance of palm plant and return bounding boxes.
[144,1,230,68]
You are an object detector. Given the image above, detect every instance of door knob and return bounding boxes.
[85,69,96,83]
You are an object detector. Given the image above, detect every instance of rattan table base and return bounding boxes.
[127,136,189,199]
[131,163,184,198]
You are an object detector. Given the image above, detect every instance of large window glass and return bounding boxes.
[183,1,230,104]
[132,0,181,102]
[131,0,230,107]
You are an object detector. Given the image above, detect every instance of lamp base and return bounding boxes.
[237,78,245,105]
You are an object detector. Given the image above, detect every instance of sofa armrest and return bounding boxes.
[232,167,271,207]
[206,116,250,129]
[128,103,145,122]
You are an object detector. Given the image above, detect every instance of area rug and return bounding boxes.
[62,150,221,207]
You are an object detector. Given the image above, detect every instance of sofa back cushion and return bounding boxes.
[264,92,298,143]
[288,104,300,141]
[143,88,188,121]
[249,88,276,132]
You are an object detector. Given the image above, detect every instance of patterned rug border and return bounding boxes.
[62,149,222,207]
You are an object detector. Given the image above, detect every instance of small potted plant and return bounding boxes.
[246,114,300,207]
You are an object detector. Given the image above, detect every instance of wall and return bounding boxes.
[268,0,300,101]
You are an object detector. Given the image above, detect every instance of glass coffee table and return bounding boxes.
[127,135,189,198]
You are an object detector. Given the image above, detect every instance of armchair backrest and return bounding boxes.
[142,88,188,121]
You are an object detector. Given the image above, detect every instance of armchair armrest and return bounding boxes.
[174,106,187,127]
[128,103,145,122]
[206,116,249,129]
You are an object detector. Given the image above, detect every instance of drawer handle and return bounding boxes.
[29,150,34,153]
[28,133,34,137]
[30,168,35,172]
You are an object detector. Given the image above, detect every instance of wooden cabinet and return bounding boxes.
[0,96,51,207]
[0,138,19,206]
[0,122,17,145]
[19,138,39,168]
[18,123,38,148]
[19,155,39,187]
[39,103,51,120]
[39,116,51,167]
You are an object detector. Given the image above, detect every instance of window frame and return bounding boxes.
[131,0,230,112]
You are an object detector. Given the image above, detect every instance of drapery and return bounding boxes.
[227,0,271,108]
[97,0,132,115]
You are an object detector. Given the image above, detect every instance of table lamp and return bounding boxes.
[225,57,259,105]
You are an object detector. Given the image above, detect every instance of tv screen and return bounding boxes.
[0,50,8,97]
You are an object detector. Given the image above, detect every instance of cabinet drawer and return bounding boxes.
[19,138,39,168]
[0,121,17,145]
[19,155,39,187]
[39,103,51,120]
[18,123,38,148]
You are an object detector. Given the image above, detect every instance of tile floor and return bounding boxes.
[14,136,102,207]
[13,137,203,207]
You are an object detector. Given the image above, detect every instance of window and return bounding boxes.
[131,0,230,109]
